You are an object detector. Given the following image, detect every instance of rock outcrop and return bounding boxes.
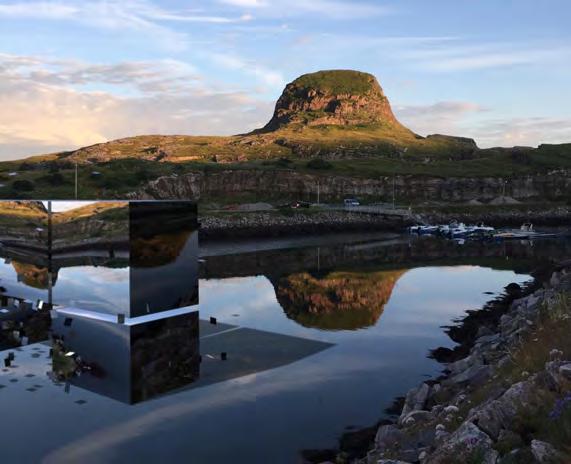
[262,70,407,131]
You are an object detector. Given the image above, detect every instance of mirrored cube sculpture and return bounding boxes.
[0,200,198,318]
[50,308,200,404]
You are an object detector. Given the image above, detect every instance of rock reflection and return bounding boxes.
[276,270,406,330]
[11,261,50,289]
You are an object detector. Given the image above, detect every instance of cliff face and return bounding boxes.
[131,169,571,203]
[262,70,406,131]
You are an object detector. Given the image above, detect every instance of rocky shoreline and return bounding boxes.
[199,207,571,241]
[318,262,571,464]
[199,210,409,240]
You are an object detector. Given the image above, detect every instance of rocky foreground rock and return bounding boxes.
[326,267,571,464]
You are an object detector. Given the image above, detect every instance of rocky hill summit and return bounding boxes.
[261,70,408,131]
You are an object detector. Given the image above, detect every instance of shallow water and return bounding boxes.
[1,234,569,463]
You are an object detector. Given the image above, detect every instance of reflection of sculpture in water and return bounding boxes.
[276,270,406,330]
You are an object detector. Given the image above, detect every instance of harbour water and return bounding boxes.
[2,225,569,463]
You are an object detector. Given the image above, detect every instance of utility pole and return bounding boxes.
[317,181,320,206]
[47,201,52,306]
[392,176,396,209]
[74,162,78,199]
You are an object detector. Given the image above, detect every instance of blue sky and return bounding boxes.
[0,0,570,159]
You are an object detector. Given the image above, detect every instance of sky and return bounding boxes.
[0,0,570,160]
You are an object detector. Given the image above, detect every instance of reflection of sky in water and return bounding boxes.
[199,266,530,344]
[56,266,129,314]
[0,264,532,464]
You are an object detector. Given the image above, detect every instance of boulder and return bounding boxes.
[559,363,571,381]
[399,383,431,423]
[426,422,498,464]
[375,424,405,451]
[468,379,535,440]
[445,364,492,387]
[477,326,494,338]
[447,353,483,375]
[530,440,563,463]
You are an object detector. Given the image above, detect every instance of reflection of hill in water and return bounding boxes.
[131,230,192,267]
[11,261,50,289]
[276,270,406,330]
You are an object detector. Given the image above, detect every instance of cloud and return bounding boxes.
[210,53,285,89]
[394,101,571,148]
[385,39,571,72]
[0,1,253,52]
[219,0,392,19]
[0,53,275,159]
[293,33,571,73]
[395,101,486,136]
[220,0,268,7]
[469,117,571,148]
[0,1,78,19]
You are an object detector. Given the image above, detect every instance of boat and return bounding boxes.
[409,224,440,235]
[410,221,495,239]
[493,223,558,240]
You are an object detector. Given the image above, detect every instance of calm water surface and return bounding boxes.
[2,233,566,463]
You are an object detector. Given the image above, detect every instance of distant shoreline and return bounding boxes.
[199,207,571,241]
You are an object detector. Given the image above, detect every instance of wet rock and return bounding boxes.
[530,440,563,463]
[426,422,498,464]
